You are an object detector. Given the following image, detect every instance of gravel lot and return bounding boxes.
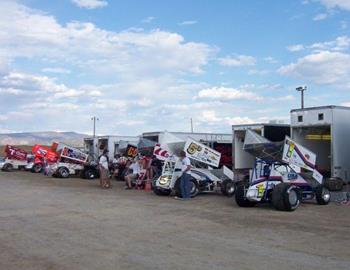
[0,171,349,270]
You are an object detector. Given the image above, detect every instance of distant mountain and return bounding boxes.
[0,131,88,146]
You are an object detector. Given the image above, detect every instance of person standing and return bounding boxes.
[99,149,111,188]
[176,151,192,200]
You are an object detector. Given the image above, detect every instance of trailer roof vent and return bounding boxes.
[298,115,303,122]
[318,113,324,121]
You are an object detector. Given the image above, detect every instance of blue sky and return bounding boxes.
[0,0,349,135]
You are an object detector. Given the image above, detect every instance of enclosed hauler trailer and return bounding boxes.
[83,137,98,159]
[291,105,350,186]
[232,124,290,176]
[96,136,139,160]
[142,131,232,145]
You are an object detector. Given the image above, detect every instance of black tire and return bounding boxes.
[153,188,172,196]
[31,163,43,173]
[272,183,301,211]
[175,177,199,198]
[235,183,256,207]
[315,185,331,205]
[85,169,97,179]
[2,163,13,172]
[58,167,70,178]
[324,177,343,191]
[221,179,235,197]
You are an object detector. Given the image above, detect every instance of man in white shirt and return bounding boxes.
[175,150,192,200]
[124,158,141,189]
[99,149,110,188]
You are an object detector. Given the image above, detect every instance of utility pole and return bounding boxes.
[190,118,194,133]
[296,86,307,109]
[91,116,99,138]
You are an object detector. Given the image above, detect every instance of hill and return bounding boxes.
[0,131,87,147]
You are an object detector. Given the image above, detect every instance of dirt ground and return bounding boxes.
[0,171,349,270]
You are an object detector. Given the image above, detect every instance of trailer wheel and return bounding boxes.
[315,185,331,205]
[221,179,235,197]
[324,177,343,191]
[175,177,199,198]
[32,163,43,173]
[235,183,256,207]
[153,188,171,196]
[272,183,301,211]
[58,167,69,178]
[2,163,13,172]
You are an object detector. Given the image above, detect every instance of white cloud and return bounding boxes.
[310,35,350,51]
[341,102,350,106]
[42,67,71,74]
[0,72,73,95]
[340,20,348,29]
[197,86,262,101]
[287,44,304,52]
[0,2,213,76]
[71,0,108,9]
[248,69,271,75]
[317,0,350,11]
[218,55,256,67]
[225,116,255,125]
[264,56,278,64]
[141,16,155,23]
[271,95,295,101]
[201,110,221,122]
[279,50,350,85]
[313,13,328,21]
[0,1,295,135]
[179,20,198,26]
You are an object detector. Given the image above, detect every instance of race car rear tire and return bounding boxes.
[85,169,97,179]
[221,179,235,197]
[175,177,199,198]
[31,163,43,173]
[2,163,13,172]
[272,183,301,211]
[235,183,256,207]
[58,167,70,178]
[315,185,331,205]
[153,188,171,196]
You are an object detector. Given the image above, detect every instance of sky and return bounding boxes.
[0,0,350,136]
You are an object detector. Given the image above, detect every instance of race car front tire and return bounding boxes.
[84,168,98,179]
[153,188,171,196]
[31,163,43,173]
[272,183,301,211]
[175,177,199,198]
[235,183,256,207]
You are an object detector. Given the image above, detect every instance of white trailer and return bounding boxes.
[83,137,98,159]
[142,131,232,145]
[84,136,139,160]
[232,124,290,172]
[291,105,350,184]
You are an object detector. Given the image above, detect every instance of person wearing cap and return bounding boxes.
[99,149,110,188]
[124,158,141,189]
